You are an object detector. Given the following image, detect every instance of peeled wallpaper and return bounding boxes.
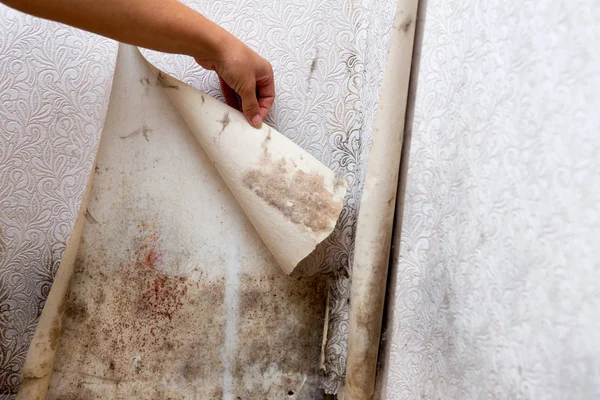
[381,0,600,398]
[0,0,397,396]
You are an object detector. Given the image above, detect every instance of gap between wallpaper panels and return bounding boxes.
[372,0,429,398]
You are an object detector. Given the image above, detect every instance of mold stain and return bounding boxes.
[398,17,413,33]
[261,129,272,155]
[219,112,231,134]
[309,57,318,75]
[139,77,151,95]
[234,273,327,399]
[84,209,98,224]
[156,71,179,90]
[242,154,344,232]
[52,220,226,398]
[120,125,153,142]
[140,73,179,92]
[307,50,319,89]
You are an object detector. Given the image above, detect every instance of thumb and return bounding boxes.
[239,84,262,128]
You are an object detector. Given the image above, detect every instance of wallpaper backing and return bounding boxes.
[0,0,396,395]
[147,2,396,390]
[381,0,600,398]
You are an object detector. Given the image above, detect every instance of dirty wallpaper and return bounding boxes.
[0,0,396,396]
[380,0,600,398]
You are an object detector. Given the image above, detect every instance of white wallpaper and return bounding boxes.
[382,0,600,398]
[0,0,396,396]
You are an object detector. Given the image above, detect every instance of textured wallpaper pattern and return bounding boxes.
[0,0,396,395]
[382,0,600,398]
[0,7,117,396]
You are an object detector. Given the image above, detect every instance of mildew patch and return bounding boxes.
[307,49,319,89]
[309,57,318,75]
[234,273,327,399]
[156,71,179,90]
[84,209,98,224]
[140,73,179,91]
[242,154,343,232]
[219,112,231,134]
[398,17,413,33]
[120,125,153,142]
[50,220,226,399]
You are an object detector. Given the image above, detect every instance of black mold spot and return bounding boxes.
[219,112,231,135]
[399,17,413,32]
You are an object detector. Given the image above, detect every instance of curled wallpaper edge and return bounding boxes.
[344,0,419,398]
[141,53,348,275]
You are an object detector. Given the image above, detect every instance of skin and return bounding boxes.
[1,0,275,128]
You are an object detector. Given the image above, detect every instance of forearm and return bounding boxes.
[1,0,231,67]
[2,0,275,126]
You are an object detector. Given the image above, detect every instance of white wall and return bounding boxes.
[382,0,600,398]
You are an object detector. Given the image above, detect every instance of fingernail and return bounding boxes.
[251,115,262,128]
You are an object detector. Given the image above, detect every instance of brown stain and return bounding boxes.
[398,17,413,33]
[234,273,327,399]
[347,215,395,390]
[141,73,179,91]
[65,300,88,324]
[57,386,95,400]
[139,77,151,95]
[48,289,70,351]
[181,349,211,382]
[49,321,61,351]
[51,219,226,398]
[213,387,224,399]
[84,209,98,224]
[156,71,179,90]
[242,154,343,232]
[142,127,151,142]
[309,57,318,75]
[307,50,319,89]
[219,112,231,134]
[120,125,153,141]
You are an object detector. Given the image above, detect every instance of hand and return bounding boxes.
[195,36,275,128]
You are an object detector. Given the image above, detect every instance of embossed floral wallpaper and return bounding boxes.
[379,0,600,398]
[0,0,396,396]
[3,0,600,397]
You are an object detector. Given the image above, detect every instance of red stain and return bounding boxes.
[124,221,190,331]
[138,273,189,322]
[134,229,163,270]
